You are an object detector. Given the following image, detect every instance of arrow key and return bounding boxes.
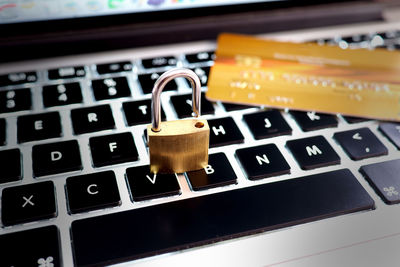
[334,127,388,160]
[126,165,181,201]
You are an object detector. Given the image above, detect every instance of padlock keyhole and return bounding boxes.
[195,122,204,128]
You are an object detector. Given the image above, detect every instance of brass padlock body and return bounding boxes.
[148,119,209,174]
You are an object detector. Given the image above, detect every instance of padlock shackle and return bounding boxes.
[151,68,202,132]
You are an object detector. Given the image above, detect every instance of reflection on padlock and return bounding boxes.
[147,68,210,174]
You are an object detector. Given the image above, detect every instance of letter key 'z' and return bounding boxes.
[147,68,210,174]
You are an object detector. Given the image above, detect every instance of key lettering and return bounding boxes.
[212,125,226,136]
[51,151,62,161]
[34,120,43,130]
[146,174,157,184]
[6,90,15,99]
[352,133,362,140]
[59,67,75,77]
[22,195,34,207]
[58,93,68,102]
[88,113,98,122]
[138,105,148,115]
[152,57,167,66]
[151,73,159,80]
[108,87,117,96]
[6,99,15,109]
[197,52,209,60]
[9,73,26,82]
[256,154,270,165]
[57,84,66,93]
[264,118,272,128]
[307,111,320,121]
[306,145,322,156]
[109,142,117,152]
[87,184,99,195]
[205,165,214,174]
[103,78,116,87]
[110,64,119,71]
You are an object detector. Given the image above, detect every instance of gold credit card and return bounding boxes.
[206,33,400,121]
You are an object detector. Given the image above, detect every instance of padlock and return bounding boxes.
[147,68,210,174]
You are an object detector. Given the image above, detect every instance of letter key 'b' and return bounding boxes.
[147,68,210,174]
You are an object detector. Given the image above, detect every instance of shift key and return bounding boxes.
[71,169,374,266]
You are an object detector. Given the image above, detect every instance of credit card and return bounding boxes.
[206,33,400,121]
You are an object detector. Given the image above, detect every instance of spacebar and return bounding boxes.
[71,169,374,266]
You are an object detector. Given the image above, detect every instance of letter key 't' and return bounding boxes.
[147,68,210,174]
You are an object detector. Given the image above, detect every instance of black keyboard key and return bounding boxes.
[66,171,121,214]
[171,93,214,118]
[42,82,83,107]
[48,66,85,80]
[32,140,82,177]
[0,71,37,87]
[1,181,56,226]
[340,35,356,43]
[0,88,32,113]
[333,128,388,160]
[343,115,370,124]
[123,99,166,126]
[361,159,400,205]
[222,102,253,112]
[71,169,374,266]
[0,149,21,184]
[208,117,244,147]
[92,77,131,100]
[0,118,5,145]
[90,132,138,167]
[286,135,340,170]
[243,110,292,140]
[290,111,337,131]
[0,226,61,267]
[126,165,181,201]
[379,30,399,40]
[379,122,400,149]
[141,56,177,69]
[71,105,115,134]
[236,144,290,180]
[96,61,133,74]
[185,51,215,63]
[138,72,178,94]
[350,34,370,43]
[186,153,237,191]
[17,112,62,143]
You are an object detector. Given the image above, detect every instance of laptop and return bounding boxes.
[1,0,400,266]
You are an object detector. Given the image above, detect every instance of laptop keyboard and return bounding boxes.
[1,30,400,266]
